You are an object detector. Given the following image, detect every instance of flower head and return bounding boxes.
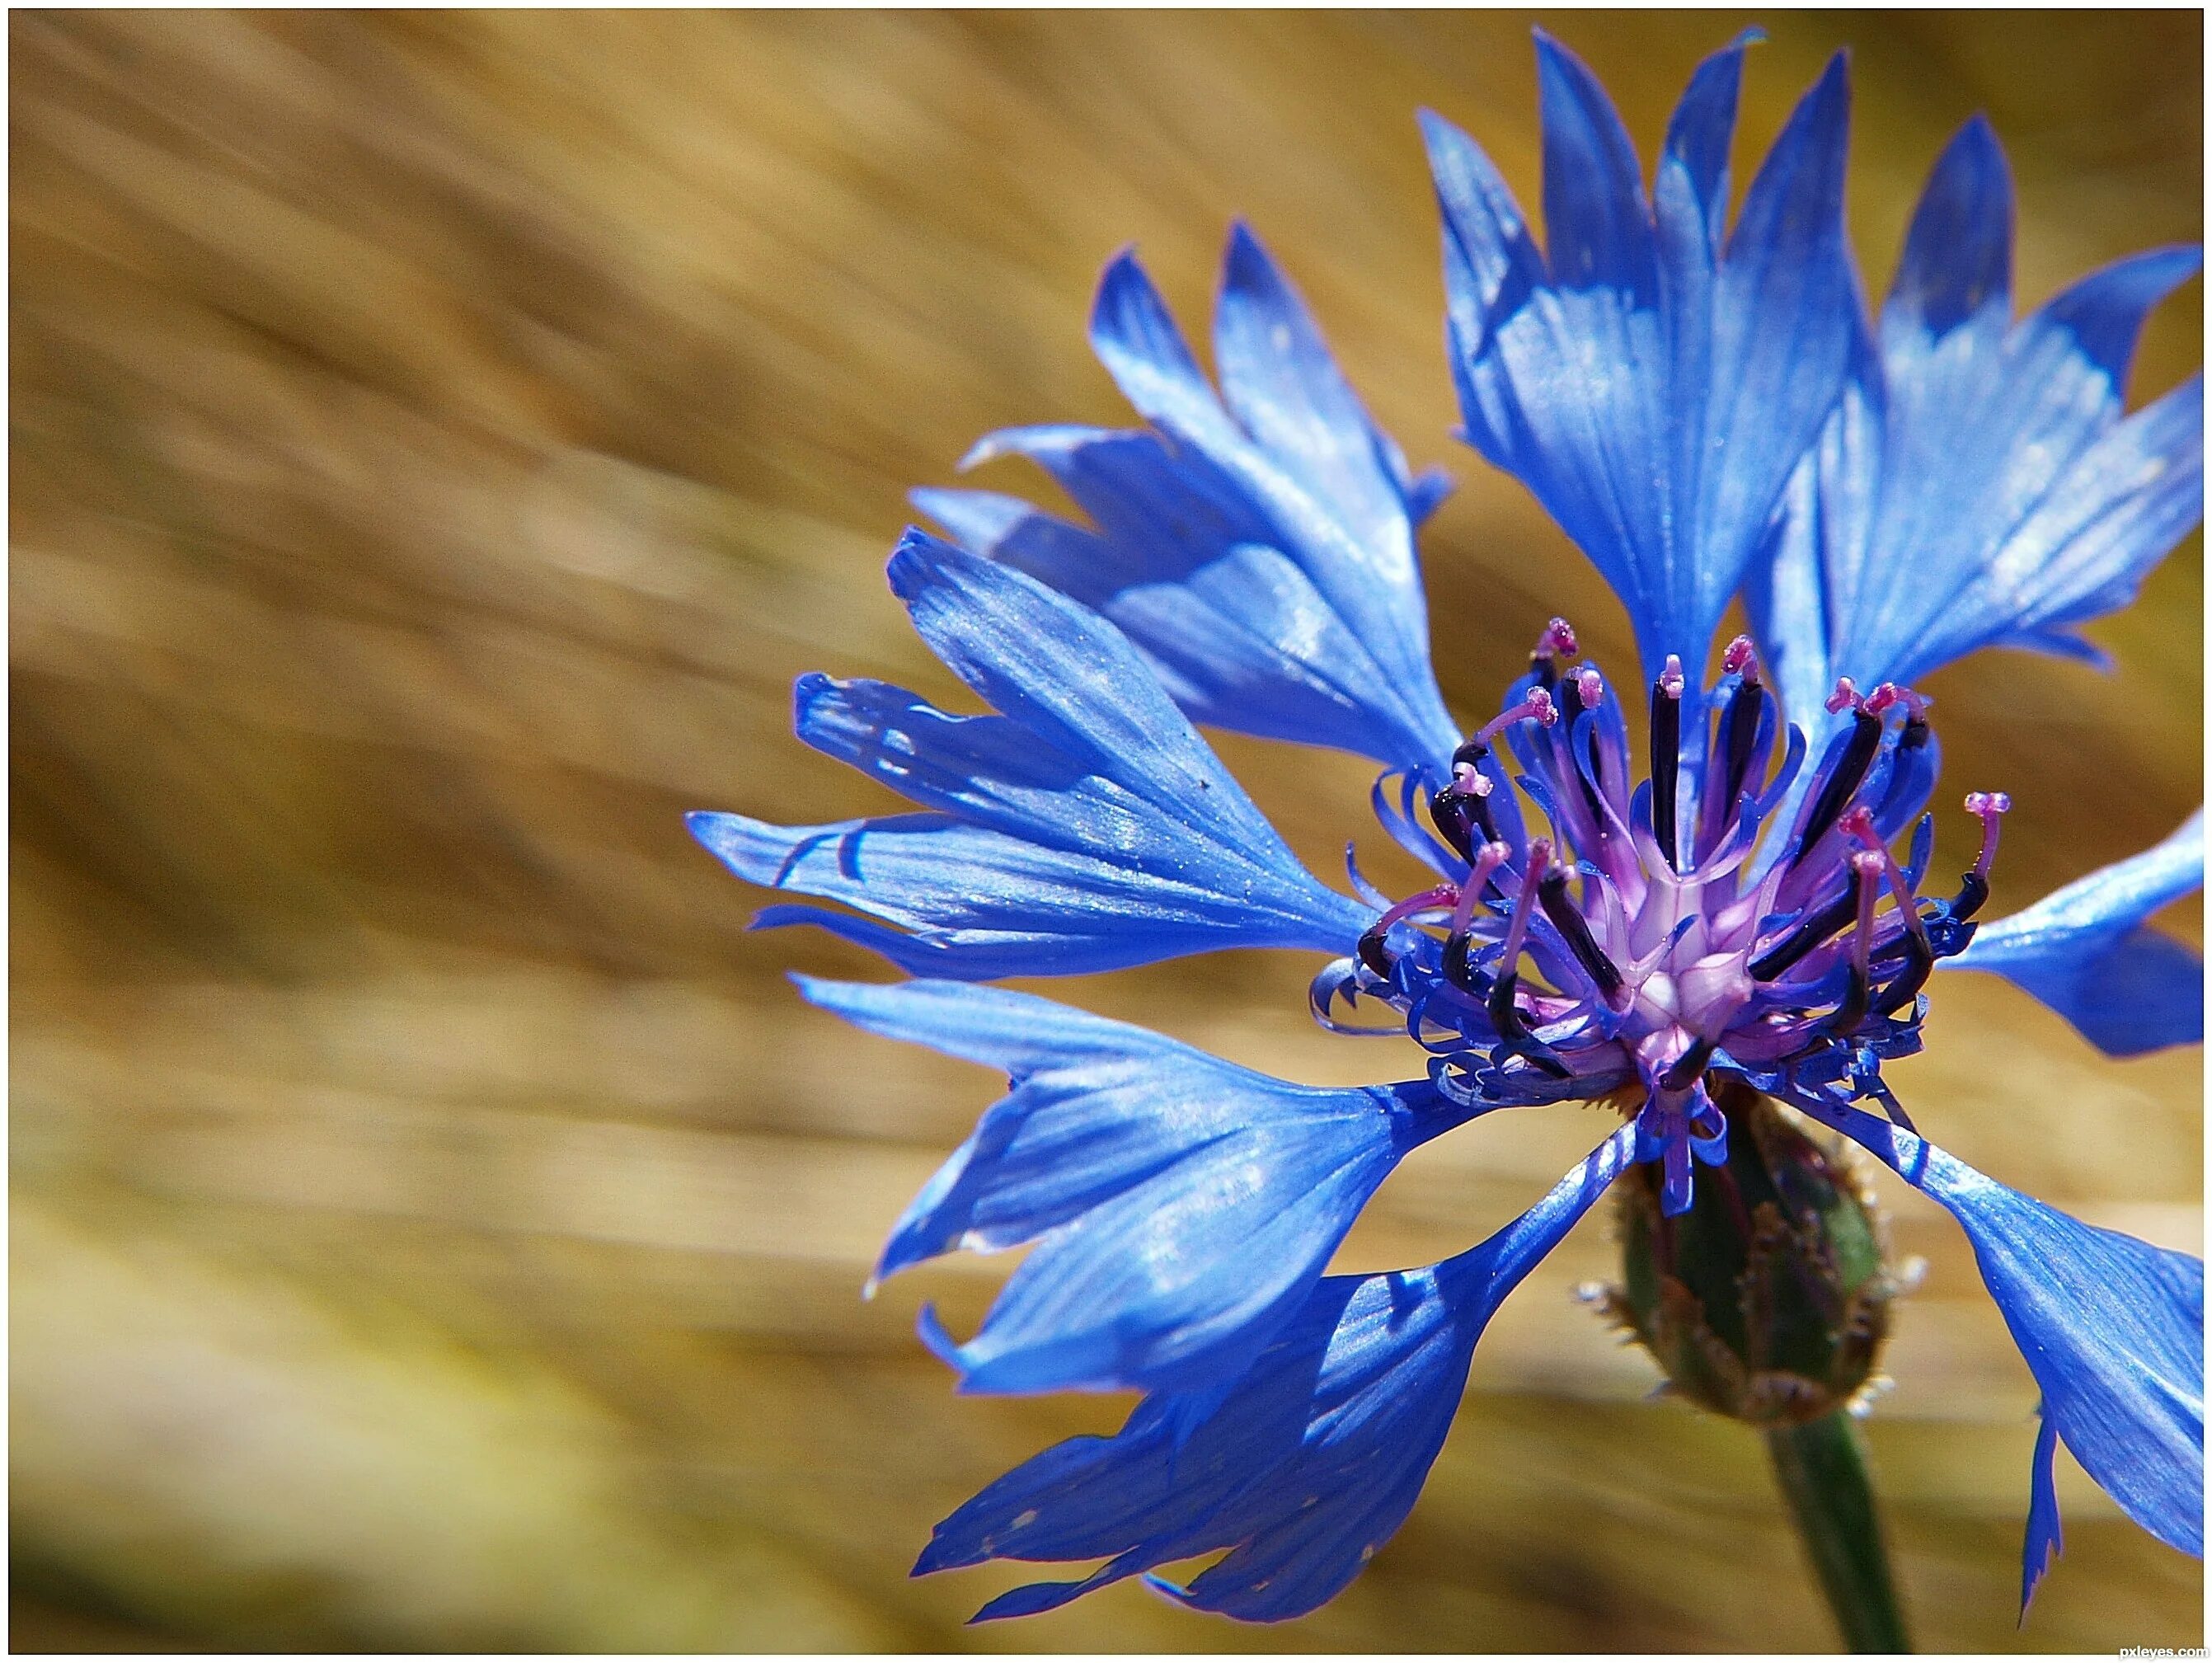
[694,28,2204,1629]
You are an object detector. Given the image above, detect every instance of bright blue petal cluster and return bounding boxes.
[693,29,2205,1628]
[1748,115,2205,747]
[918,223,1459,773]
[1425,32,1857,721]
[912,1126,1633,1623]
[690,530,1372,976]
[796,974,1478,1397]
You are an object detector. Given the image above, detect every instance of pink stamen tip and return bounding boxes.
[1862,682,1930,721]
[1545,618,1579,656]
[1966,791,2011,878]
[1453,761,1494,798]
[1476,693,1555,747]
[1659,655,1685,700]
[1575,668,1604,710]
[1824,677,1862,715]
[1721,635,1759,679]
[1839,805,1879,845]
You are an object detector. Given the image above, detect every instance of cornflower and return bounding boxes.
[692,30,2203,1628]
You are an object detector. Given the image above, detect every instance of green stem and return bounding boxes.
[1766,1411,1911,1653]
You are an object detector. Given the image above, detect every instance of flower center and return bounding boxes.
[1324,622,2008,1211]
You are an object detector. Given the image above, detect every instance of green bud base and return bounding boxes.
[1595,1086,1914,1648]
[1607,1087,1895,1426]
[1768,1411,1912,1653]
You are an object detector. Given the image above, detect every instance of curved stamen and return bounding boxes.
[1872,929,1936,1019]
[1488,839,1569,1076]
[1833,851,1884,1034]
[1473,687,1559,754]
[1841,807,1937,1019]
[1348,608,1991,1112]
[1439,694,1552,854]
[1357,883,1458,980]
[1949,791,2012,922]
[1443,842,1513,990]
[1430,750,1504,857]
[1868,683,1934,775]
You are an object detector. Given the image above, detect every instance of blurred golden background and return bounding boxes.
[10,9,2202,1652]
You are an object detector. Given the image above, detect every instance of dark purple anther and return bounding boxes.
[1356,884,1457,984]
[1330,618,2011,1172]
[1749,889,1861,982]
[1651,655,1684,870]
[1659,1035,1717,1090]
[1867,682,1934,756]
[1716,668,1766,810]
[1356,929,1395,982]
[1429,785,1480,862]
[1538,866,1624,999]
[1840,806,1937,1022]
[1871,930,1935,1018]
[1792,705,1883,866]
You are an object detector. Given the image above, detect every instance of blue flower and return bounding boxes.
[694,30,2204,1627]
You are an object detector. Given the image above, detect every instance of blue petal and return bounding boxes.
[798,975,1476,1396]
[1948,810,2204,1055]
[1883,115,2013,355]
[1212,223,1422,562]
[2022,1411,2064,1614]
[916,443,1432,766]
[1805,1099,2204,1570]
[1743,336,1882,738]
[1749,110,2202,727]
[1534,31,1655,298]
[688,531,1373,978]
[1655,30,1756,255]
[916,1125,1636,1622]
[917,233,1458,773]
[1427,40,1853,694]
